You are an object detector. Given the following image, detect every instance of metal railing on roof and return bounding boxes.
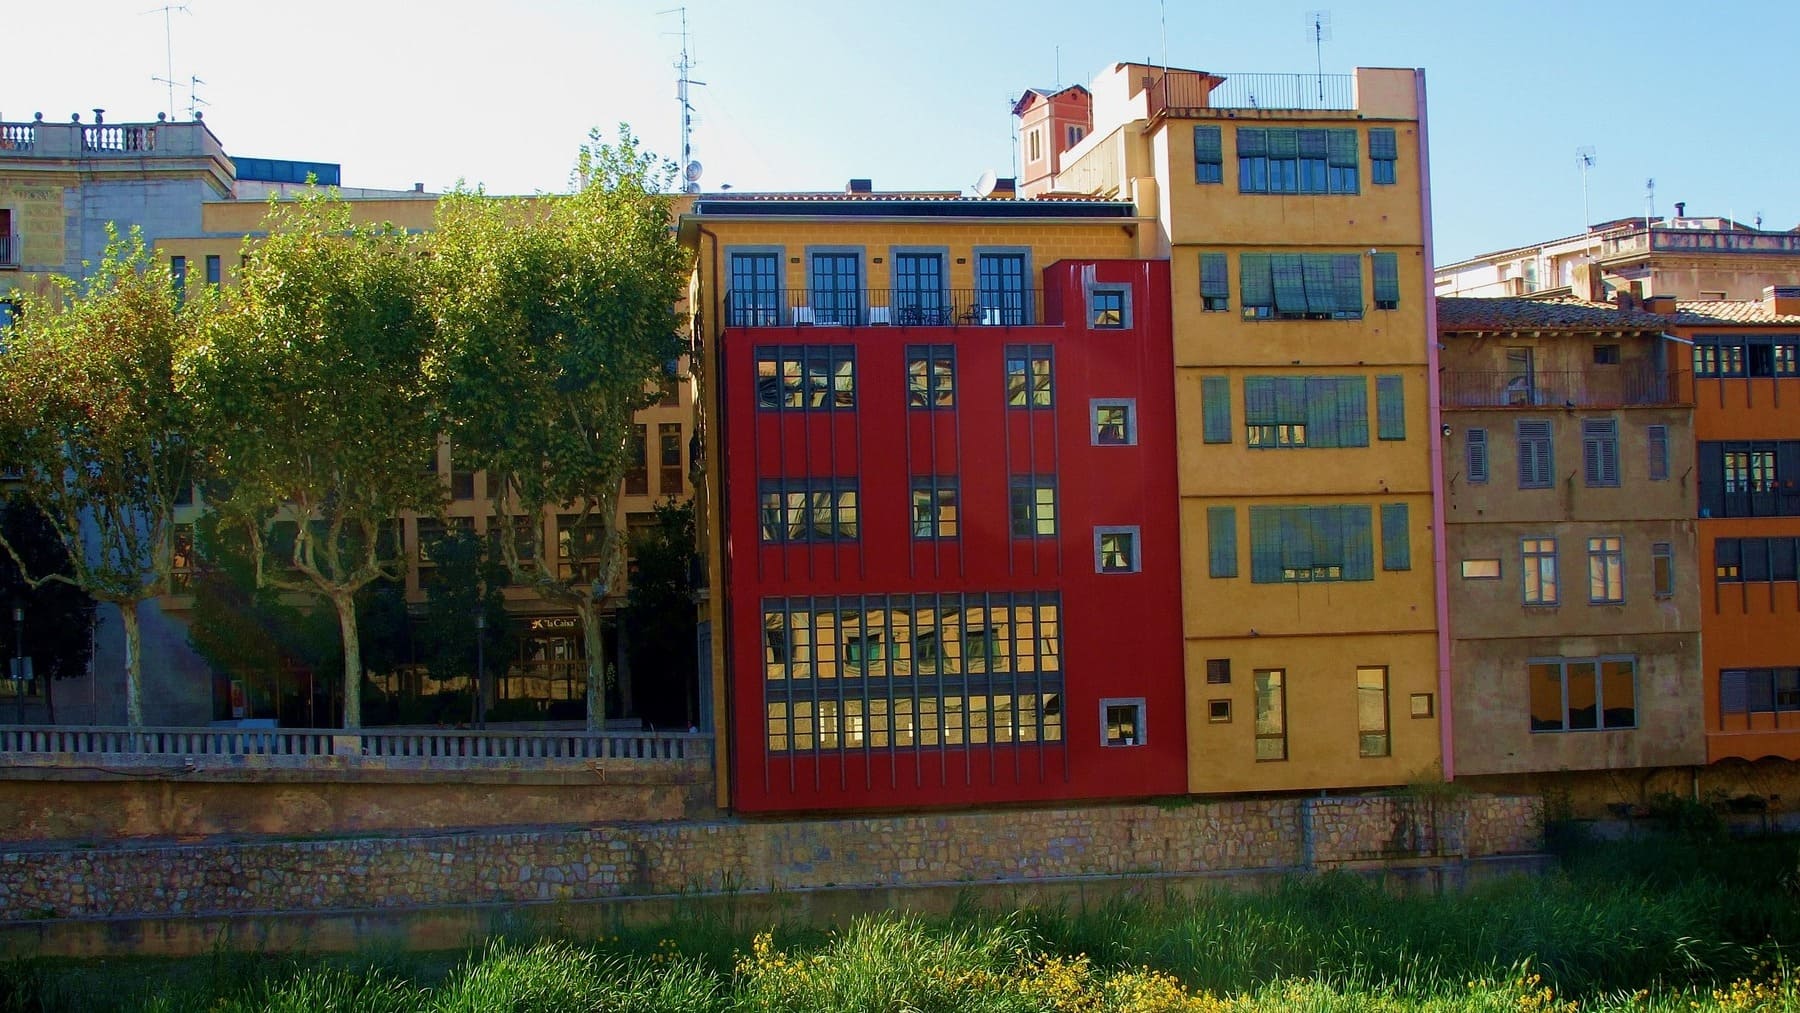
[1148,72,1356,117]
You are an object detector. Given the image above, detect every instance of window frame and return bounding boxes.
[905,344,956,410]
[1356,666,1391,758]
[1193,125,1223,184]
[1004,344,1054,409]
[1100,697,1148,747]
[755,345,857,413]
[974,247,1034,326]
[890,247,950,326]
[805,245,865,326]
[1090,398,1138,446]
[1528,655,1638,733]
[1517,419,1554,489]
[1086,284,1131,329]
[757,478,860,544]
[1094,526,1142,574]
[1253,669,1287,761]
[1008,475,1058,538]
[1586,535,1625,604]
[1582,417,1621,488]
[1652,541,1674,598]
[726,246,785,326]
[909,476,959,540]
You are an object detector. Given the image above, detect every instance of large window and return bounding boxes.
[976,251,1030,325]
[1239,253,1362,320]
[1357,666,1390,758]
[728,251,782,326]
[758,479,859,543]
[1522,537,1558,605]
[1254,669,1287,761]
[809,250,862,325]
[1581,417,1620,488]
[761,593,1064,753]
[1720,668,1800,717]
[1248,505,1375,583]
[1010,476,1057,537]
[906,345,955,409]
[1587,536,1624,604]
[1529,657,1637,732]
[657,423,682,497]
[1236,128,1360,194]
[1713,536,1800,582]
[755,346,856,412]
[1517,419,1553,489]
[1693,336,1799,378]
[1699,441,1800,518]
[1242,376,1368,448]
[910,477,958,539]
[892,252,948,325]
[1005,345,1053,408]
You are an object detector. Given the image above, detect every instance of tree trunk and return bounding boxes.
[577,598,605,731]
[331,591,363,730]
[120,602,144,727]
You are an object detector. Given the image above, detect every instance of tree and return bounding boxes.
[418,529,515,725]
[189,193,444,729]
[0,228,204,726]
[0,498,97,723]
[623,499,699,729]
[433,127,687,729]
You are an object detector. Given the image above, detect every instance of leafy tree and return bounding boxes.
[432,126,687,728]
[418,529,515,725]
[0,497,97,723]
[188,193,444,729]
[623,499,699,729]
[0,228,205,726]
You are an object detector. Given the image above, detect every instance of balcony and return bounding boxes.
[0,232,15,269]
[724,288,1044,329]
[1443,368,1690,409]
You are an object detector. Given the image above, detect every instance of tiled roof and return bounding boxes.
[695,191,1118,204]
[1436,296,1669,332]
[1672,301,1800,326]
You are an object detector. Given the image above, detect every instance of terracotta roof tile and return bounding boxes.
[1435,296,1668,332]
[1672,301,1800,326]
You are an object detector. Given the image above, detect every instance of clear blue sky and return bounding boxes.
[14,0,1800,263]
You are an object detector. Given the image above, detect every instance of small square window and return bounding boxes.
[1208,699,1232,722]
[1461,559,1501,579]
[1101,698,1146,746]
[1091,399,1138,446]
[1593,344,1620,365]
[1095,526,1141,574]
[1206,658,1231,684]
[1409,693,1434,718]
[1089,288,1128,329]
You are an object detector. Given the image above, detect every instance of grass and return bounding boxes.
[4,834,1800,1011]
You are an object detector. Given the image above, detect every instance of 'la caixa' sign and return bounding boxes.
[528,616,578,632]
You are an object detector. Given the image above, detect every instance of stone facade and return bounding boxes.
[0,794,1541,923]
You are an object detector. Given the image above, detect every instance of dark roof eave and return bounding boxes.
[688,198,1137,219]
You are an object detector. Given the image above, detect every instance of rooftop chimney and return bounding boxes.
[413,182,424,193]
[1764,285,1800,317]
[1642,294,1676,314]
[989,177,1017,198]
[1674,201,1686,218]
[845,178,873,195]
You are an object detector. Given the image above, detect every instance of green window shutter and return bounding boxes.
[1240,253,1273,309]
[1327,129,1359,167]
[1268,129,1299,158]
[1200,253,1229,298]
[1306,376,1341,447]
[1243,377,1275,426]
[1376,375,1406,440]
[1332,255,1363,316]
[1274,377,1305,426]
[1202,376,1232,443]
[1301,255,1335,314]
[1279,507,1312,576]
[1372,252,1401,306]
[1380,503,1411,571]
[1271,254,1306,314]
[1339,376,1370,447]
[1248,507,1281,583]
[1343,505,1376,581]
[1298,129,1329,158]
[1369,128,1398,160]
[1207,506,1238,577]
[1236,128,1267,157]
[1194,126,1222,161]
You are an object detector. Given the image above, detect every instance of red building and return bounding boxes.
[687,196,1185,812]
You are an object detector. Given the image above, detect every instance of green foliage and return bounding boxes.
[1645,791,1729,844]
[0,497,96,691]
[416,529,514,722]
[624,499,699,728]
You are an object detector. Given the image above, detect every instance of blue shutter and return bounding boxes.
[1721,670,1749,714]
[1372,252,1400,306]
[1194,126,1223,183]
[1301,255,1335,314]
[1207,507,1238,577]
[1327,129,1358,167]
[1376,375,1406,440]
[1243,377,1275,426]
[1466,428,1489,483]
[1332,255,1363,316]
[1581,418,1619,487]
[1306,377,1340,447]
[1340,376,1369,447]
[1249,506,1281,583]
[1236,128,1267,157]
[1270,255,1306,314]
[1369,128,1398,160]
[1380,503,1411,571]
[1240,254,1273,310]
[1200,253,1229,298]
[1202,376,1232,443]
[1343,506,1376,581]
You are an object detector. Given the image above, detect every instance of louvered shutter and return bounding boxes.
[1201,376,1232,443]
[1466,428,1489,483]
[1207,506,1237,578]
[1271,255,1307,314]
[1200,254,1229,299]
[1721,670,1749,715]
[1240,254,1273,310]
[1376,375,1406,440]
[1380,503,1411,571]
[1301,255,1335,314]
[1332,255,1363,316]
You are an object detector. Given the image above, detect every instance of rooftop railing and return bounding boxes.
[0,124,33,152]
[1147,72,1356,117]
[1443,368,1689,409]
[724,288,1045,328]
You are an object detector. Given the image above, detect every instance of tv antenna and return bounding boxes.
[145,3,191,121]
[1305,10,1332,100]
[1644,177,1656,229]
[1575,146,1596,230]
[660,7,706,194]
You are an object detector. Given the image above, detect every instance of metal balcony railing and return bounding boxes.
[1443,368,1689,409]
[0,724,713,765]
[1146,72,1356,117]
[724,288,1042,328]
[0,233,15,268]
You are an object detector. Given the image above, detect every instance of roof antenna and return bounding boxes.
[1306,10,1333,101]
[660,7,706,194]
[145,3,191,121]
[1055,45,1061,89]
[1644,177,1655,230]
[1575,146,1596,231]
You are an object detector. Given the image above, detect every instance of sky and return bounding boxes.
[12,0,1800,263]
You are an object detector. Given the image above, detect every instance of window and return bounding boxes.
[1238,253,1363,320]
[656,370,680,407]
[204,254,221,286]
[1461,558,1501,579]
[910,478,958,539]
[1587,536,1624,603]
[1698,441,1800,518]
[1357,667,1390,758]
[1694,337,1800,378]
[758,479,859,542]
[1529,656,1637,731]
[1067,124,1086,147]
[1091,399,1136,446]
[450,466,476,501]
[1466,428,1489,483]
[1379,503,1411,571]
[1201,376,1232,443]
[1720,668,1800,717]
[1716,537,1741,581]
[170,522,195,593]
[1243,376,1368,448]
[1521,537,1558,605]
[1009,476,1057,537]
[1028,129,1042,162]
[976,251,1031,325]
[1582,418,1620,487]
[1088,287,1128,328]
[755,346,856,412]
[1248,504,1375,583]
[1517,419,1553,489]
[556,513,606,580]
[1693,341,1745,378]
[728,251,782,326]
[1236,127,1359,194]
[906,345,955,409]
[1648,425,1669,481]
[892,252,948,325]
[1254,670,1286,761]
[1376,375,1406,441]
[1713,537,1800,582]
[1206,658,1231,684]
[1193,126,1223,184]
[1200,253,1229,311]
[170,255,186,301]
[624,424,648,494]
[1095,527,1140,573]
[809,250,862,325]
[1209,699,1232,722]
[1593,344,1620,365]
[1005,345,1053,408]
[1372,252,1400,309]
[1369,127,1397,185]
[1207,506,1237,578]
[1410,693,1434,718]
[658,423,682,496]
[1505,346,1536,405]
[1652,542,1674,598]
[1102,699,1146,746]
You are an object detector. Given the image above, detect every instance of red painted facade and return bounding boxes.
[720,260,1186,812]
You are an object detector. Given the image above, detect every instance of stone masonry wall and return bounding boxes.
[0,795,1540,923]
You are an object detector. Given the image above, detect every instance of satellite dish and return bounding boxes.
[684,160,703,183]
[684,181,701,194]
[974,169,998,198]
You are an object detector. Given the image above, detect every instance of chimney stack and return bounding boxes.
[1764,285,1800,317]
[845,178,873,195]
[1674,201,1686,219]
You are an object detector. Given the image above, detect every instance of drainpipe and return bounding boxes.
[697,223,732,812]
[1417,69,1454,782]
